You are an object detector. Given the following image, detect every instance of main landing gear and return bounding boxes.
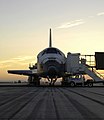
[28,76,40,86]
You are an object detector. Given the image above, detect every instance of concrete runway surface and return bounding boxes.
[0,87,104,120]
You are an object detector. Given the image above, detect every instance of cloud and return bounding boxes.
[12,56,34,61]
[97,12,104,16]
[88,16,94,18]
[56,12,104,29]
[57,19,85,29]
[0,56,35,68]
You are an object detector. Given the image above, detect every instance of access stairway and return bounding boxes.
[79,64,104,82]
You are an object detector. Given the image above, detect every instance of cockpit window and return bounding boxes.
[42,48,62,55]
[46,48,57,53]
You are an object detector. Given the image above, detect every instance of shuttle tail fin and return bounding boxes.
[49,28,52,47]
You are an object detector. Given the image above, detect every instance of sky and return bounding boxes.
[0,0,104,81]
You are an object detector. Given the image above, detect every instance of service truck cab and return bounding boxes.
[67,75,84,87]
[62,74,93,87]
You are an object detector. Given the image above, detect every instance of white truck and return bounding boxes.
[64,52,104,87]
[62,74,94,87]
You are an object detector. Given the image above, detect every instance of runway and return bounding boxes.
[0,87,104,120]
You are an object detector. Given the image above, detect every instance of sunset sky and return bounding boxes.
[0,0,104,81]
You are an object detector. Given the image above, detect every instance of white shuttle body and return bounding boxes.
[8,29,66,85]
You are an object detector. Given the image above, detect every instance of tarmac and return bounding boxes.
[0,86,104,120]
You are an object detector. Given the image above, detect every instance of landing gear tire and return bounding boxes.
[87,82,93,87]
[33,77,40,86]
[70,82,75,87]
[34,80,40,86]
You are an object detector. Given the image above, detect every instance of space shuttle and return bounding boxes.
[8,29,66,85]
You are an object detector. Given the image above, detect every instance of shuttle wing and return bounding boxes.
[8,69,38,76]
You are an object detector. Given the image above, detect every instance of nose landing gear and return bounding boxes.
[47,77,57,86]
